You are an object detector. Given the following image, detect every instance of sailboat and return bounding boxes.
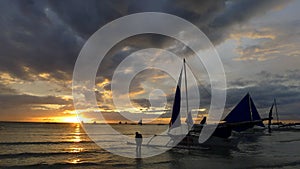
[138,119,143,125]
[166,59,237,147]
[269,99,300,131]
[128,59,272,148]
[166,59,274,148]
[222,93,266,132]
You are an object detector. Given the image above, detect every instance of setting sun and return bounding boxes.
[33,116,81,123]
[61,116,80,123]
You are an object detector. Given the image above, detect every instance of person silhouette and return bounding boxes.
[200,116,207,125]
[135,132,143,157]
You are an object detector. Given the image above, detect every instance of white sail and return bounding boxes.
[185,111,194,129]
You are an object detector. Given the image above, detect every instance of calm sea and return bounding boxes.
[0,122,299,169]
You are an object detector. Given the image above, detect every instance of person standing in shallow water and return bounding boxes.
[135,132,143,157]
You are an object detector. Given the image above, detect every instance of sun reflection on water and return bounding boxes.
[70,158,81,164]
[70,147,84,153]
[68,124,84,164]
[71,123,82,143]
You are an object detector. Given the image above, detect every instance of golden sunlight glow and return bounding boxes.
[69,147,84,153]
[70,158,81,164]
[151,73,169,81]
[96,78,110,88]
[101,90,113,102]
[30,104,65,110]
[38,73,50,78]
[63,110,77,115]
[70,123,82,142]
[35,116,80,123]
[62,116,80,123]
[61,95,73,101]
[229,30,276,40]
[129,89,145,97]
[0,72,21,84]
[23,66,30,72]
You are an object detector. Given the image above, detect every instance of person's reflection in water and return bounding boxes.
[135,158,143,169]
[135,132,143,158]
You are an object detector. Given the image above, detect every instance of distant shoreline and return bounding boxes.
[1,120,300,125]
[0,121,168,125]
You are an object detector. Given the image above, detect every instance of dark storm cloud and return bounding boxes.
[208,0,291,44]
[96,34,171,82]
[227,84,300,107]
[0,94,71,108]
[211,0,288,27]
[95,34,200,94]
[131,98,151,109]
[47,0,123,39]
[0,94,73,121]
[0,84,18,95]
[0,93,72,120]
[0,0,291,82]
[258,70,300,84]
[0,0,82,81]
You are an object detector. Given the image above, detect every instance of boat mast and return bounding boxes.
[183,59,189,130]
[274,98,279,124]
[249,93,253,121]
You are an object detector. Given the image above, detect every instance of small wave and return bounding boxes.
[111,163,133,167]
[278,139,300,143]
[0,140,93,145]
[0,150,102,159]
[152,161,172,165]
[0,139,118,145]
[0,162,101,169]
[245,161,300,169]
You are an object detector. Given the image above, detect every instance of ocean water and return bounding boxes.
[0,122,299,169]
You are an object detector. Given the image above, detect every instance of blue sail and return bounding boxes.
[250,96,265,127]
[224,93,265,131]
[169,68,183,129]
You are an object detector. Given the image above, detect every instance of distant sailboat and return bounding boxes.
[138,119,142,125]
[270,99,300,131]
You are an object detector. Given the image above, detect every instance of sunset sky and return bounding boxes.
[0,0,299,123]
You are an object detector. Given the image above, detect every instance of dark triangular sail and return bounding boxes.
[169,68,183,129]
[250,96,265,127]
[224,93,265,131]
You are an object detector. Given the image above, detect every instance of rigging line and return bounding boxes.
[184,59,191,132]
[181,57,211,97]
[184,59,189,115]
[183,58,211,108]
[184,58,191,149]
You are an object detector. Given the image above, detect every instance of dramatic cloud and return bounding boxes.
[0,0,298,122]
[234,21,300,61]
[0,0,291,82]
[0,94,70,106]
[0,0,82,81]
[0,93,73,121]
